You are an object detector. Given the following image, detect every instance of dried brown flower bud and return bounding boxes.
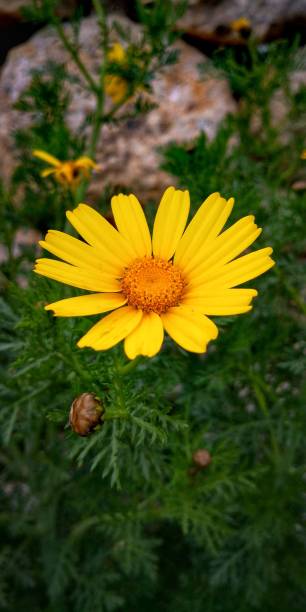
[69,393,103,436]
[192,449,212,469]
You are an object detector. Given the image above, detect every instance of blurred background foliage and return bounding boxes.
[0,1,306,611]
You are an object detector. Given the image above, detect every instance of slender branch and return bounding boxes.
[92,0,108,50]
[56,351,93,385]
[275,267,306,316]
[249,371,280,462]
[118,356,143,376]
[54,19,98,93]
[101,91,133,123]
[103,409,128,420]
[74,91,105,203]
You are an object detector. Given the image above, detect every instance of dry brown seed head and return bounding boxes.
[192,449,212,468]
[69,392,103,437]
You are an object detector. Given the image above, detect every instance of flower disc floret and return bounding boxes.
[121,257,186,314]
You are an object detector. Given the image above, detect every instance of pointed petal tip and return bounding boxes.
[44,304,56,315]
[162,185,176,197]
[78,202,91,209]
[77,339,97,351]
[68,202,89,216]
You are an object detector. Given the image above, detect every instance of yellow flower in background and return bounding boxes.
[34,187,275,360]
[33,150,97,188]
[230,17,251,33]
[107,42,126,64]
[105,43,128,104]
[300,150,306,160]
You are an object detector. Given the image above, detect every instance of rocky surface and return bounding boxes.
[0,14,236,201]
[178,0,306,42]
[0,0,78,22]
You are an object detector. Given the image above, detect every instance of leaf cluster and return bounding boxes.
[0,23,306,612]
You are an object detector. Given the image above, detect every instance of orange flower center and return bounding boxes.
[121,257,186,314]
[58,162,81,184]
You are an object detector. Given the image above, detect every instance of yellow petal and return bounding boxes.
[182,288,257,315]
[190,248,275,290]
[78,306,142,350]
[39,230,115,275]
[111,193,152,258]
[230,17,251,31]
[161,306,218,353]
[105,75,128,103]
[34,258,120,292]
[187,216,261,283]
[124,312,164,359]
[107,43,126,63]
[33,150,61,167]
[41,168,57,177]
[45,292,126,317]
[74,156,97,169]
[174,193,234,273]
[152,187,190,260]
[66,204,135,273]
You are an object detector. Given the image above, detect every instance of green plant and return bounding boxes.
[0,10,305,612]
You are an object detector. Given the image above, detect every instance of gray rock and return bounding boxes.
[0,14,236,201]
[0,0,78,21]
[178,0,306,41]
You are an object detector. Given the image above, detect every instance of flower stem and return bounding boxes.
[92,0,107,44]
[56,351,93,386]
[54,19,98,93]
[117,356,143,376]
[249,371,280,462]
[275,267,306,316]
[103,409,128,420]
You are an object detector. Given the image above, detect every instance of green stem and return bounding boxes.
[74,91,104,203]
[117,356,143,376]
[54,19,98,93]
[275,267,306,316]
[92,0,107,47]
[56,351,93,385]
[103,409,128,420]
[89,95,105,158]
[250,372,280,462]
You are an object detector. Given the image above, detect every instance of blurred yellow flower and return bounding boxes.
[107,42,126,64]
[105,43,128,104]
[300,150,306,160]
[230,17,251,32]
[34,187,275,360]
[33,150,97,188]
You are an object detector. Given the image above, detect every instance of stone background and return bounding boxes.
[0,1,305,200]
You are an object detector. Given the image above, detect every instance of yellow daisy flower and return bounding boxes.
[33,150,97,188]
[34,187,275,360]
[230,17,251,33]
[105,43,128,104]
[300,150,306,160]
